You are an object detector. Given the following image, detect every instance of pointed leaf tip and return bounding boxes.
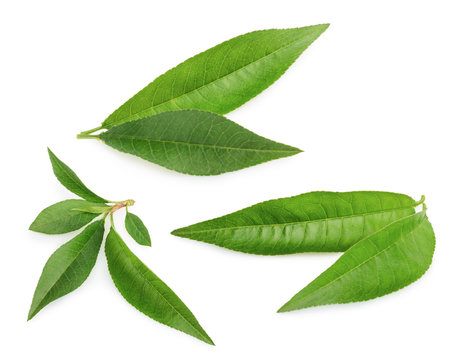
[47,148,108,203]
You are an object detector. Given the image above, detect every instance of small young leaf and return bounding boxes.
[278,211,435,312]
[29,199,105,234]
[172,191,421,254]
[125,211,151,246]
[72,205,113,214]
[102,24,329,128]
[99,110,301,175]
[28,219,105,320]
[105,227,213,345]
[48,148,108,203]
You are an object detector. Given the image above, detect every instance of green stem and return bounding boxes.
[77,133,100,140]
[110,213,115,229]
[79,125,103,135]
[416,195,426,206]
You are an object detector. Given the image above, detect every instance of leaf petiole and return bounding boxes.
[78,125,103,135]
[76,133,101,140]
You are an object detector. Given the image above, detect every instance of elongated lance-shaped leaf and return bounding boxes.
[125,211,151,246]
[48,148,108,203]
[278,211,435,312]
[101,24,329,129]
[28,220,105,320]
[172,191,423,254]
[105,227,213,345]
[29,199,105,234]
[99,110,301,176]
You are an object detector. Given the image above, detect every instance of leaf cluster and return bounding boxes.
[28,150,213,345]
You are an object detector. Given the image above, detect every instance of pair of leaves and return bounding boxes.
[29,150,211,344]
[172,191,435,310]
[80,25,330,175]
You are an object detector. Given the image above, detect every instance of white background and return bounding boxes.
[1,0,454,359]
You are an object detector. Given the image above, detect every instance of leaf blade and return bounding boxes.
[102,24,329,128]
[172,191,421,254]
[278,211,435,312]
[100,110,301,175]
[28,219,105,320]
[105,227,213,345]
[29,199,104,234]
[48,148,108,203]
[125,212,151,246]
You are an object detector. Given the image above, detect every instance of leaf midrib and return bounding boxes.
[102,134,299,154]
[174,205,416,235]
[110,27,322,125]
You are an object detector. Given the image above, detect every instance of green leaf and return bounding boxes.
[29,199,105,234]
[125,211,151,246]
[28,220,105,320]
[72,205,113,214]
[99,110,301,175]
[48,148,108,203]
[172,191,422,254]
[278,211,435,312]
[102,24,329,129]
[105,227,213,345]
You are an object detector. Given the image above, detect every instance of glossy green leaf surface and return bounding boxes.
[29,199,104,234]
[125,211,151,246]
[172,191,421,254]
[105,227,213,344]
[99,110,301,175]
[28,220,105,320]
[48,148,108,203]
[278,211,435,312]
[102,24,329,128]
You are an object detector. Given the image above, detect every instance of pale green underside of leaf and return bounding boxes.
[125,212,151,246]
[28,220,105,320]
[29,199,105,234]
[48,148,108,203]
[102,24,329,128]
[172,191,420,255]
[278,211,435,312]
[104,228,213,345]
[100,110,301,176]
